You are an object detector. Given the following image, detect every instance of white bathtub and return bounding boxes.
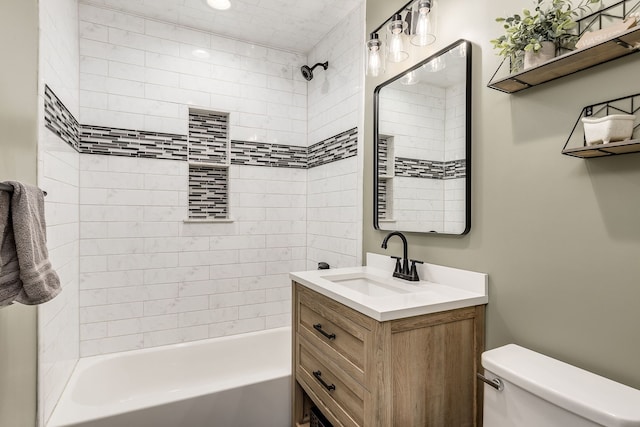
[47,327,292,427]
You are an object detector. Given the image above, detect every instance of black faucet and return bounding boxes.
[381,231,422,281]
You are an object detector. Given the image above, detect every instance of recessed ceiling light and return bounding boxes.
[206,0,231,10]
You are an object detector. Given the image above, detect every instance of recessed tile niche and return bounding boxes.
[187,108,230,220]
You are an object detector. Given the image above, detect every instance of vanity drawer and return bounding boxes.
[297,336,365,427]
[296,284,373,376]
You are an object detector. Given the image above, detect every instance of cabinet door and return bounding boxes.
[389,307,482,427]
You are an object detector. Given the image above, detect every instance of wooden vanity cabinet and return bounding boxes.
[292,282,485,427]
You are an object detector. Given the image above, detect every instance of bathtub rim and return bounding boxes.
[46,326,292,427]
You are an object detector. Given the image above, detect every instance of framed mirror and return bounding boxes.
[374,39,471,235]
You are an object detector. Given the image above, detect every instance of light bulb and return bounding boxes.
[366,34,385,77]
[387,14,408,63]
[369,50,382,76]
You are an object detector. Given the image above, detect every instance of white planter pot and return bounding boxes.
[524,41,555,69]
[581,114,636,145]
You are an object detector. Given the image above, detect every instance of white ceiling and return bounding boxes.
[80,0,363,53]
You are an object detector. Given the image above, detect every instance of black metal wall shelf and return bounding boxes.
[562,138,640,158]
[488,0,640,94]
[562,93,640,158]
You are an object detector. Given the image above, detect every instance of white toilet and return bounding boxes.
[481,344,640,427]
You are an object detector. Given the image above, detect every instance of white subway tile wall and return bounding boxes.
[444,178,466,233]
[378,80,466,232]
[306,4,364,269]
[37,0,80,424]
[392,177,445,232]
[307,156,360,269]
[445,83,467,162]
[444,82,467,233]
[78,3,307,143]
[379,84,446,162]
[79,156,307,355]
[61,1,363,354]
[307,4,364,146]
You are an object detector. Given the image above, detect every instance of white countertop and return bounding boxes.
[290,253,488,321]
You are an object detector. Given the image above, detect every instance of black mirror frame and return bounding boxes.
[373,39,472,235]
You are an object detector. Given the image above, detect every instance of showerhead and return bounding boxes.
[300,65,312,80]
[300,61,328,81]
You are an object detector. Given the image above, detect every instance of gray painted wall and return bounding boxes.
[364,0,640,389]
[0,0,39,426]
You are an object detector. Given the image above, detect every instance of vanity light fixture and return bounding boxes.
[387,14,409,63]
[366,0,437,76]
[366,33,385,77]
[206,0,231,10]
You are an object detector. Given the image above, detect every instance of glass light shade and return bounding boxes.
[387,14,408,63]
[400,70,419,85]
[425,55,446,72]
[411,1,435,46]
[366,35,385,77]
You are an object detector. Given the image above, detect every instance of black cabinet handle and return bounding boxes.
[313,323,336,340]
[313,370,336,391]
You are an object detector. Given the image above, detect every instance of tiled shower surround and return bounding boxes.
[42,84,358,355]
[38,0,80,424]
[78,156,307,353]
[36,2,363,422]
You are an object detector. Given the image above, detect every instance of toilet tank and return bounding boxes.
[481,344,640,427]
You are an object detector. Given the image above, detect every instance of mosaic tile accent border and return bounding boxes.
[80,126,188,160]
[377,137,389,175]
[395,157,466,180]
[377,137,390,219]
[378,179,389,219]
[188,165,228,219]
[188,109,228,163]
[230,141,307,169]
[395,157,444,179]
[44,86,359,169]
[308,127,358,169]
[444,159,466,179]
[44,85,80,151]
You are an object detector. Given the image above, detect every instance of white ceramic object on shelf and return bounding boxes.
[582,114,636,145]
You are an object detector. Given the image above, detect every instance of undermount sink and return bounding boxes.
[323,272,412,297]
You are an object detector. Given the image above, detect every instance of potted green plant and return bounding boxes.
[491,0,601,72]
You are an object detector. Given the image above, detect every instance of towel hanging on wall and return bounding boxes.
[0,181,61,307]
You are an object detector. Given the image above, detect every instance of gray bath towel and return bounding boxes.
[0,181,61,307]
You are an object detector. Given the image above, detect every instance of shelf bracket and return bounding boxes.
[510,77,531,88]
[614,38,636,49]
